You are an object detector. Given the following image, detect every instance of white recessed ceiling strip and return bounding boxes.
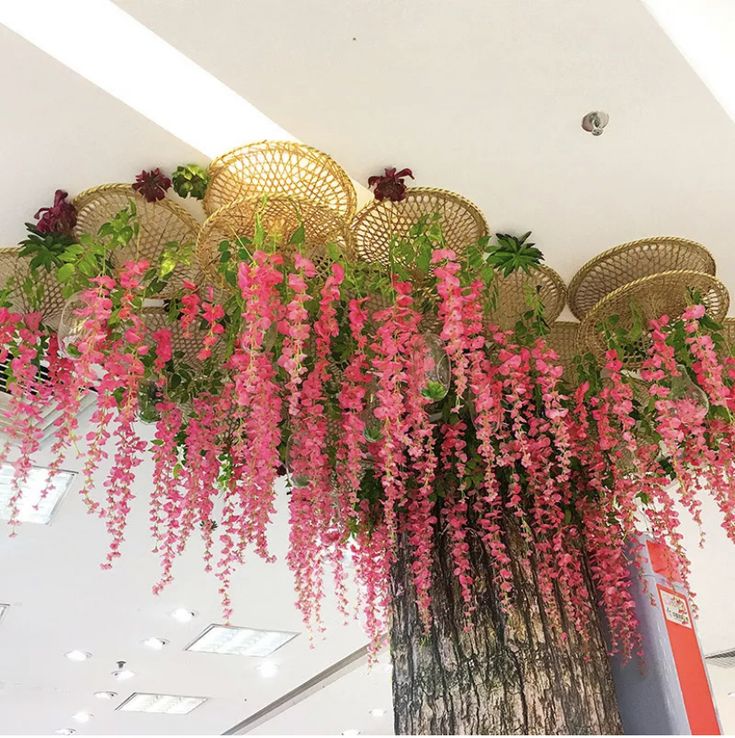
[643,0,735,125]
[0,0,292,156]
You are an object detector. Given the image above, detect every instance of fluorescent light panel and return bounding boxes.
[187,624,297,657]
[117,692,207,715]
[643,1,735,125]
[0,0,291,157]
[0,464,75,525]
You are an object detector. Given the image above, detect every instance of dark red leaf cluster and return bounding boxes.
[132,168,172,202]
[34,190,77,235]
[367,167,414,202]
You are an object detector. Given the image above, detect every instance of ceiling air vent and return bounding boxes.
[705,648,735,668]
[0,358,96,445]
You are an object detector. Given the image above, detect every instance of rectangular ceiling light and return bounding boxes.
[643,1,735,125]
[0,464,76,525]
[117,692,207,715]
[186,624,298,657]
[0,0,291,157]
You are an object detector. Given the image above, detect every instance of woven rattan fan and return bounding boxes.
[0,246,66,328]
[578,270,729,366]
[722,317,735,351]
[204,140,357,219]
[350,188,488,266]
[73,184,200,294]
[197,195,354,286]
[488,265,567,331]
[568,236,716,320]
[546,320,580,374]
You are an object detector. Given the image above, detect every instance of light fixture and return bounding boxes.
[0,1,291,158]
[55,730,76,736]
[0,464,76,525]
[643,2,735,127]
[369,708,386,718]
[342,730,360,736]
[729,691,735,698]
[257,660,278,678]
[117,692,208,715]
[71,712,93,724]
[142,636,168,650]
[111,661,135,681]
[0,603,7,622]
[94,691,117,701]
[186,624,298,657]
[170,608,196,623]
[65,650,91,662]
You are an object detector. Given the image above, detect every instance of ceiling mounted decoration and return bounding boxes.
[73,184,200,293]
[578,270,729,365]
[487,265,567,330]
[350,187,488,266]
[568,236,716,320]
[203,140,357,219]
[546,320,580,374]
[0,247,65,328]
[197,195,354,285]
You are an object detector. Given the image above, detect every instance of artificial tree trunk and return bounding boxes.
[390,518,623,735]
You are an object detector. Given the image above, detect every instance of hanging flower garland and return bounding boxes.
[1,173,735,666]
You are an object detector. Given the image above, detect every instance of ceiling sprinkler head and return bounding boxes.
[581,111,609,136]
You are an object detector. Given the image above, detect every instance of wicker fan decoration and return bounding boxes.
[546,320,581,379]
[578,270,729,366]
[487,265,567,331]
[350,187,488,267]
[567,237,716,320]
[73,184,200,295]
[204,140,357,219]
[0,246,66,329]
[197,195,355,286]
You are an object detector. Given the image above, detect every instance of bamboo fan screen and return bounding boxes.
[578,270,729,367]
[204,140,357,219]
[488,265,567,331]
[197,195,354,286]
[0,247,66,328]
[73,185,200,294]
[568,237,716,320]
[350,188,488,266]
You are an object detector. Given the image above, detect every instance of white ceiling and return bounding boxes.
[1,0,735,734]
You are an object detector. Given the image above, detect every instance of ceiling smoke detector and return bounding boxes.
[581,111,609,136]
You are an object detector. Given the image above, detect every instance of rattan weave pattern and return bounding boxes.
[197,195,354,286]
[568,237,716,320]
[204,140,356,219]
[546,320,580,373]
[578,270,729,366]
[350,188,488,266]
[488,265,567,330]
[0,246,66,327]
[73,184,200,293]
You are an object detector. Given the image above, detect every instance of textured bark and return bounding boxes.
[390,519,623,735]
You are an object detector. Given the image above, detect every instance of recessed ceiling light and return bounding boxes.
[342,730,360,736]
[0,1,291,158]
[112,667,135,681]
[257,660,278,678]
[55,729,76,736]
[71,712,93,724]
[186,624,298,657]
[142,636,168,650]
[369,708,386,718]
[65,650,91,662]
[0,464,76,525]
[729,691,735,698]
[117,692,207,715]
[94,691,118,701]
[170,608,196,623]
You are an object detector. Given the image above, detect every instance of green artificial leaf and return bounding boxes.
[56,263,75,283]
